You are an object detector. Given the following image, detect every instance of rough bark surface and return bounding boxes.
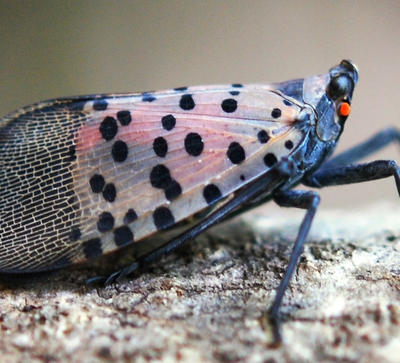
[0,203,400,363]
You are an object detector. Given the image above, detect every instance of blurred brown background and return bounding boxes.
[0,1,399,210]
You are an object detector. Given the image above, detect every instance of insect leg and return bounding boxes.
[305,160,400,192]
[90,159,295,285]
[320,127,400,169]
[267,189,320,346]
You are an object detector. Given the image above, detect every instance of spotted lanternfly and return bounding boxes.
[2,60,400,345]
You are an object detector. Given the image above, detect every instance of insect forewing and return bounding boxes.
[0,64,350,273]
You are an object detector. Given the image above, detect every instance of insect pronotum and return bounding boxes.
[1,60,400,345]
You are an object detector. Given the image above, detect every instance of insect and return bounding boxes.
[1,60,400,345]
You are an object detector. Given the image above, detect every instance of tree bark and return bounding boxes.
[0,203,399,363]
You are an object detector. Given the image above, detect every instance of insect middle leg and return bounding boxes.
[267,189,320,346]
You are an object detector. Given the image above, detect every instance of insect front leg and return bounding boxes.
[304,127,400,191]
[305,160,400,192]
[318,127,400,170]
[267,189,320,347]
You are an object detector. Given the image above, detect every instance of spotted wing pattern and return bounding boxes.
[0,83,308,273]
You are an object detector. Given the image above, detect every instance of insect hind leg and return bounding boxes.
[267,190,320,346]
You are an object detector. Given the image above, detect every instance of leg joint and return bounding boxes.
[273,190,320,210]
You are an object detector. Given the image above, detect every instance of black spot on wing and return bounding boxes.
[93,99,108,111]
[203,184,222,205]
[221,99,238,113]
[153,137,168,158]
[179,94,195,111]
[97,211,114,232]
[83,238,103,259]
[153,207,175,231]
[114,226,134,247]
[89,174,105,193]
[174,86,188,92]
[227,142,245,164]
[150,164,182,201]
[102,183,116,202]
[161,114,176,131]
[112,140,128,162]
[142,93,156,102]
[285,140,294,150]
[150,164,172,189]
[264,153,278,167]
[184,133,203,156]
[117,110,132,126]
[164,180,182,201]
[271,108,282,119]
[124,209,138,224]
[99,117,118,141]
[257,130,270,144]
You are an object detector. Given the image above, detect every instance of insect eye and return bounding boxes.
[338,102,351,117]
[328,75,351,100]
